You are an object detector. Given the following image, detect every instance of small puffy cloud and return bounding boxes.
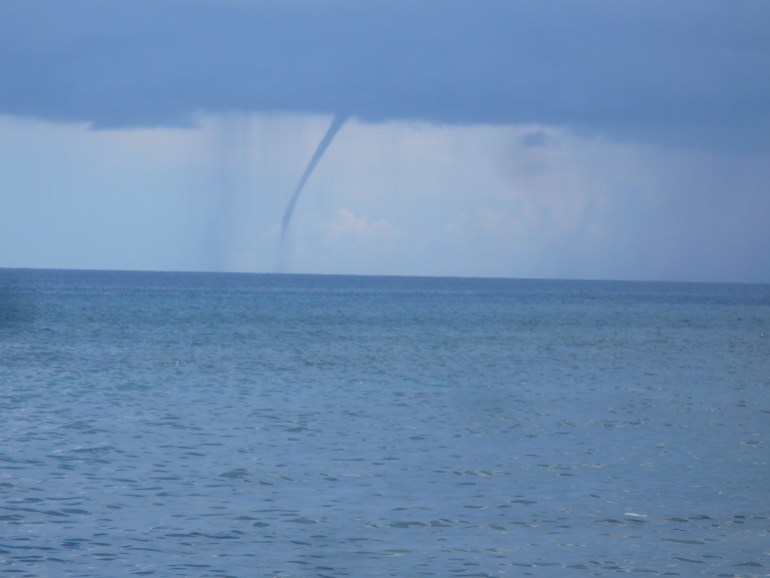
[467,207,525,239]
[321,209,396,240]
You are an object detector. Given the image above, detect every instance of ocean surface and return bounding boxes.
[1,268,768,577]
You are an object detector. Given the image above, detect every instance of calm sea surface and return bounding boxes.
[1,269,768,577]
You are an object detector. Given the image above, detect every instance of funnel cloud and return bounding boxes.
[281,113,349,242]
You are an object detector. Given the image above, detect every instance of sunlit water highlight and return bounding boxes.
[1,269,768,577]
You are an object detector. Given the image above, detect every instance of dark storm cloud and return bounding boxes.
[2,0,769,149]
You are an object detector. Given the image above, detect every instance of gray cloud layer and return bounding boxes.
[2,0,769,149]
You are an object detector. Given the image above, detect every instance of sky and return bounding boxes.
[1,0,769,282]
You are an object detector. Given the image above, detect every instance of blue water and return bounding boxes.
[1,269,768,577]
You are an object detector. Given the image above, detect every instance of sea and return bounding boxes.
[0,268,768,577]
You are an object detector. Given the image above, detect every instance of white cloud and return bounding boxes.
[321,209,396,240]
